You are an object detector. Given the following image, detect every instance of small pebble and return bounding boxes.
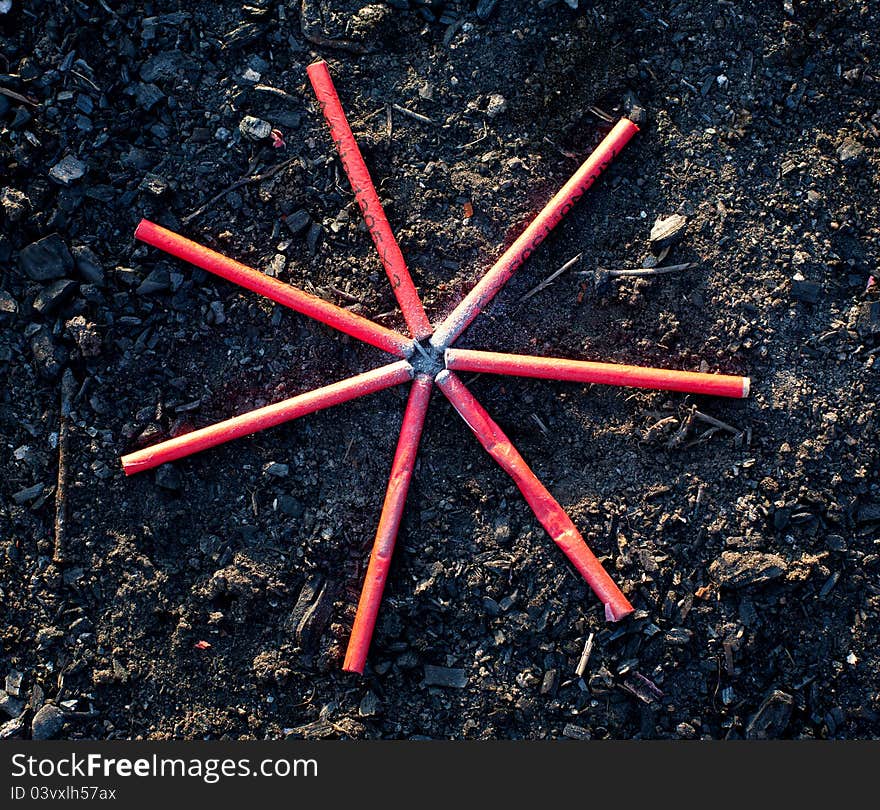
[276,495,304,517]
[5,670,23,696]
[239,115,273,141]
[31,704,65,740]
[837,138,864,166]
[486,93,507,118]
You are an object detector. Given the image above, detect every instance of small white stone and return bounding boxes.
[239,115,272,141]
[486,93,507,118]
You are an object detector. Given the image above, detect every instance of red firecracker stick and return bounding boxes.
[445,348,751,398]
[344,373,433,674]
[435,371,633,622]
[121,361,413,475]
[430,118,639,350]
[307,61,433,341]
[135,219,413,358]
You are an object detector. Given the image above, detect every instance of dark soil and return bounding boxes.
[2,0,879,740]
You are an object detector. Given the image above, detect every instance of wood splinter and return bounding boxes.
[53,369,76,565]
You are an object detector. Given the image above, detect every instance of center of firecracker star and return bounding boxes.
[410,337,444,377]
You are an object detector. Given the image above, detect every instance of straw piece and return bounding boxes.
[135,219,413,358]
[445,348,751,399]
[430,118,639,350]
[435,371,633,622]
[121,361,413,475]
[344,374,433,673]
[307,60,432,340]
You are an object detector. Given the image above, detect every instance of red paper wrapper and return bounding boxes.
[135,219,413,358]
[308,60,433,340]
[435,370,633,622]
[121,361,413,475]
[445,348,750,398]
[430,118,639,350]
[344,374,433,673]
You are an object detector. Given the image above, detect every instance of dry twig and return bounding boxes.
[520,253,583,301]
[182,158,297,225]
[391,103,433,125]
[53,369,76,564]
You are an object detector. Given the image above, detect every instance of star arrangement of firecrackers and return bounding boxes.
[121,61,751,674]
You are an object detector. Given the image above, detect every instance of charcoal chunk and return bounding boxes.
[837,138,864,166]
[285,577,337,657]
[49,155,86,184]
[476,0,499,20]
[1,186,28,222]
[140,51,199,83]
[137,268,170,295]
[285,209,311,236]
[32,279,77,315]
[134,83,164,111]
[72,245,104,285]
[424,665,467,688]
[19,234,73,281]
[746,690,793,739]
[791,279,821,303]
